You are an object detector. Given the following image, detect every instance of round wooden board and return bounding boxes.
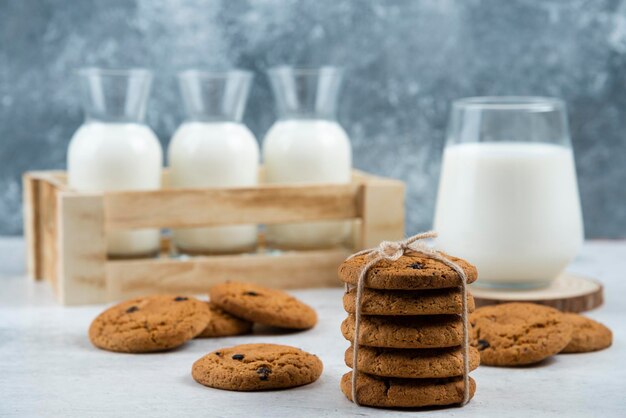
[471,273,603,313]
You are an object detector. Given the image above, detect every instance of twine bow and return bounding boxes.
[347,231,470,406]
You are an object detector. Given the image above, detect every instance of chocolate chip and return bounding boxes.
[232,354,244,360]
[243,291,259,296]
[477,339,490,350]
[256,366,272,381]
[214,352,221,356]
[383,379,391,395]
[174,296,188,301]
[409,262,424,270]
[126,306,139,313]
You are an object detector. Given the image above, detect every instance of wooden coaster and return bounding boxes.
[471,273,603,313]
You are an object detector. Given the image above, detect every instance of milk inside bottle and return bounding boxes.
[67,68,162,257]
[263,66,352,249]
[169,70,259,254]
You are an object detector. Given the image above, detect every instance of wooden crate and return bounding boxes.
[23,170,405,305]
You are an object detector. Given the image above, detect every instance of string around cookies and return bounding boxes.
[345,231,471,407]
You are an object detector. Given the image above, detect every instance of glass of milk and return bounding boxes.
[68,68,163,258]
[169,70,259,254]
[263,66,352,250]
[434,97,584,288]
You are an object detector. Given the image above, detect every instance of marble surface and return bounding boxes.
[0,238,625,417]
[1,1,626,238]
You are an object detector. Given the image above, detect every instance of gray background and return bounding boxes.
[1,0,625,238]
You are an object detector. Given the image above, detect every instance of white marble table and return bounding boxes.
[1,238,625,417]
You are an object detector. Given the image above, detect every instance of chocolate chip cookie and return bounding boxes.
[209,282,317,330]
[340,372,476,408]
[343,287,475,315]
[560,313,612,354]
[341,314,463,348]
[89,295,210,353]
[192,343,323,391]
[197,302,253,338]
[470,303,572,366]
[345,345,480,378]
[339,252,477,290]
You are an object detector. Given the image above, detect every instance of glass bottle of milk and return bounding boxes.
[169,70,259,254]
[434,97,584,288]
[263,66,352,249]
[68,68,162,258]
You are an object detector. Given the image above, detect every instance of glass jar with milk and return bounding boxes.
[68,68,163,258]
[263,66,352,249]
[434,97,584,288]
[168,70,259,254]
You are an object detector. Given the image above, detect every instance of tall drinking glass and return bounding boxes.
[434,97,584,288]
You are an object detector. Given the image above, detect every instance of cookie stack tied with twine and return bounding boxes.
[339,232,479,408]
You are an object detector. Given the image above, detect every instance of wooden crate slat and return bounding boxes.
[41,179,60,289]
[23,172,69,283]
[358,177,405,247]
[104,248,351,301]
[57,193,108,305]
[103,183,360,231]
[23,174,43,280]
[26,171,70,191]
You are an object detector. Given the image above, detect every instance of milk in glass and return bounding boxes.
[435,142,583,286]
[434,97,584,288]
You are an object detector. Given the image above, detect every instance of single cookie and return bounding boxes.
[340,372,476,408]
[209,282,317,330]
[341,314,463,348]
[345,345,480,378]
[343,287,475,315]
[192,343,323,391]
[560,313,612,354]
[89,295,210,353]
[339,252,477,290]
[197,302,253,338]
[470,303,572,366]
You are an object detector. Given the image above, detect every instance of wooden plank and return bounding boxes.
[23,174,42,280]
[358,178,405,248]
[27,171,70,191]
[105,248,350,301]
[103,183,360,231]
[41,180,60,289]
[57,192,108,305]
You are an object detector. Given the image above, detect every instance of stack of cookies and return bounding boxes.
[338,251,480,408]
